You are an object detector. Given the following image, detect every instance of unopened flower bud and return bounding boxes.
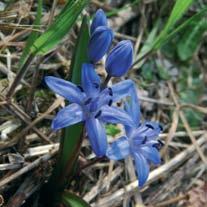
[106,40,133,77]
[91,9,108,34]
[88,26,113,63]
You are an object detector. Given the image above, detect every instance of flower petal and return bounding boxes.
[81,63,101,97]
[106,136,130,160]
[134,152,149,187]
[100,105,135,127]
[45,76,84,104]
[91,9,108,34]
[112,80,140,124]
[140,146,161,165]
[85,118,107,157]
[52,103,84,130]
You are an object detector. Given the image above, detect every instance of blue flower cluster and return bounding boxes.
[45,9,163,187]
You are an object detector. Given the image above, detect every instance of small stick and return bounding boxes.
[6,171,43,207]
[154,194,188,207]
[168,82,207,165]
[180,103,207,114]
[91,0,112,11]
[83,166,123,203]
[6,54,35,99]
[0,148,57,189]
[161,109,179,156]
[91,134,206,207]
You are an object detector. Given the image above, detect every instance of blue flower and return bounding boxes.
[106,92,163,187]
[106,40,133,77]
[88,26,114,63]
[91,9,108,35]
[45,63,135,157]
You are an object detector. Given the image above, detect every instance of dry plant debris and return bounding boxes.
[0,0,206,207]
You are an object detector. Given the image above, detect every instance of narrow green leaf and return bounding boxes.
[31,0,89,55]
[177,17,207,60]
[39,16,90,206]
[19,0,42,67]
[62,192,91,207]
[153,0,194,49]
[70,15,90,84]
[60,15,90,172]
[162,6,207,48]
[47,15,89,187]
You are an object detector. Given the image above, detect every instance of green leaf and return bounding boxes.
[60,15,90,171]
[153,0,194,49]
[177,17,207,60]
[141,61,154,81]
[19,0,42,67]
[159,6,207,49]
[62,192,91,207]
[70,16,90,84]
[39,16,90,206]
[106,124,121,137]
[156,62,171,80]
[61,15,90,172]
[30,0,89,55]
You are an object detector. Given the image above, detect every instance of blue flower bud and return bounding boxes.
[88,26,114,63]
[91,9,108,35]
[106,40,133,77]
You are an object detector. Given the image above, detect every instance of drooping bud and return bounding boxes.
[91,9,108,34]
[106,40,133,77]
[88,26,114,63]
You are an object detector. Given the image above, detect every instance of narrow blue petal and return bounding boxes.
[100,105,136,127]
[106,40,133,77]
[85,118,107,157]
[45,76,84,104]
[124,101,135,136]
[91,9,108,34]
[88,26,114,63]
[52,103,84,130]
[112,80,140,124]
[134,152,149,187]
[81,63,100,97]
[106,136,130,160]
[140,146,161,165]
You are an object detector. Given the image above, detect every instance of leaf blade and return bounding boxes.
[62,192,91,207]
[31,0,89,55]
[19,0,42,67]
[177,17,207,60]
[153,0,194,49]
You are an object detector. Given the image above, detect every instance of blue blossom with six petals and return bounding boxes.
[45,63,135,157]
[106,92,163,187]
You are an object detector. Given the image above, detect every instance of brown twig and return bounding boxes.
[0,95,52,149]
[0,148,57,189]
[161,109,179,157]
[154,194,188,207]
[6,54,35,99]
[167,81,207,165]
[91,134,207,207]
